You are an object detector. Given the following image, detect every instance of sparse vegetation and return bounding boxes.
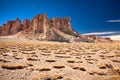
[0,42,120,80]
[27,57,39,61]
[53,65,65,69]
[39,68,51,71]
[1,63,27,70]
[79,67,86,71]
[45,60,56,62]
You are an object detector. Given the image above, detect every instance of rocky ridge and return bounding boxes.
[87,35,113,43]
[0,13,113,43]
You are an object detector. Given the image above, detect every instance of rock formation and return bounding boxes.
[10,18,23,34]
[0,18,23,36]
[87,35,113,43]
[0,13,113,43]
[22,19,31,31]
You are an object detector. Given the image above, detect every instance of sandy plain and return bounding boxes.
[0,39,120,80]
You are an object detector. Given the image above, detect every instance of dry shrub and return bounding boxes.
[1,63,27,70]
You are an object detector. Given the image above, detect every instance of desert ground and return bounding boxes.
[0,39,120,80]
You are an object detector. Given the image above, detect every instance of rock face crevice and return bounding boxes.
[1,13,111,43]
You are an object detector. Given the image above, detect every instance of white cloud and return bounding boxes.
[83,31,119,35]
[107,19,120,22]
[102,35,120,41]
[83,31,120,41]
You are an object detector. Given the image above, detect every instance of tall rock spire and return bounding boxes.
[0,13,95,42]
[43,13,48,39]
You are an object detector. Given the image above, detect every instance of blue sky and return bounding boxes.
[0,0,120,35]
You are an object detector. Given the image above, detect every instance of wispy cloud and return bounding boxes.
[83,31,120,41]
[102,35,120,41]
[106,19,120,22]
[83,31,120,35]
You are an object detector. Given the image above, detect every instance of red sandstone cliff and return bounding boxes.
[0,18,23,36]
[0,13,113,43]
